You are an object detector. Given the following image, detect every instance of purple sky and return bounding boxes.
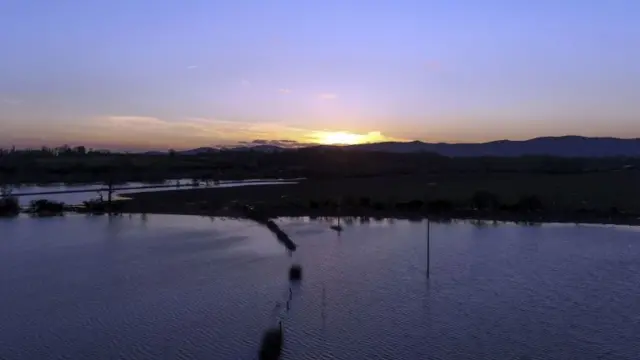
[1,0,639,150]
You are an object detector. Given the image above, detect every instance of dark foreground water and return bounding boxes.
[0,216,639,359]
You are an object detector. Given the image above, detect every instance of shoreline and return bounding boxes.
[4,204,639,226]
[118,209,640,227]
[117,201,640,227]
[115,177,640,226]
[4,175,640,226]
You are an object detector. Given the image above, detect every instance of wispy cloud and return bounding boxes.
[3,114,407,151]
[186,65,198,70]
[241,79,251,87]
[240,139,310,148]
[65,115,311,150]
[91,117,403,148]
[318,93,337,100]
[278,88,292,94]
[100,116,292,138]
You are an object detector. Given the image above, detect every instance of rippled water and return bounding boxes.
[0,216,639,359]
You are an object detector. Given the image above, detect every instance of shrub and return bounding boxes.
[28,199,65,215]
[470,191,501,210]
[516,195,543,212]
[395,199,424,211]
[427,199,454,213]
[81,199,124,215]
[324,200,338,209]
[372,202,386,210]
[342,196,357,207]
[83,199,107,213]
[406,199,424,210]
[0,196,20,217]
[499,204,519,212]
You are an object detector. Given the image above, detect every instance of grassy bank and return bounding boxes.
[120,174,640,225]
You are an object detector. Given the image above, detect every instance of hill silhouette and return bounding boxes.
[339,136,640,157]
[178,136,640,157]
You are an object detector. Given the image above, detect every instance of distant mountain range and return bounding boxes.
[175,144,285,155]
[338,136,640,157]
[153,136,640,157]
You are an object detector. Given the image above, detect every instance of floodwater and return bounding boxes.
[0,216,639,359]
[8,179,298,206]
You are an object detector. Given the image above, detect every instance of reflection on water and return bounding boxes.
[0,216,639,359]
[8,179,298,206]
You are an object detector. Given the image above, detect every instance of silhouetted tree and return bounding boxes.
[427,199,454,213]
[74,146,86,155]
[395,199,424,211]
[471,190,501,210]
[0,196,19,217]
[516,195,543,212]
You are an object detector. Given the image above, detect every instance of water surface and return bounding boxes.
[0,216,638,359]
[8,178,298,206]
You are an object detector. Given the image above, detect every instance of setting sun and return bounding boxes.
[310,131,396,145]
[318,131,363,145]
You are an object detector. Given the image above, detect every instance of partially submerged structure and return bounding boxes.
[259,321,283,360]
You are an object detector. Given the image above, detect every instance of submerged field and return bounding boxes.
[121,173,640,225]
[4,150,640,224]
[1,215,639,359]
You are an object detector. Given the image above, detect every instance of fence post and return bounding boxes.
[107,180,113,215]
[426,218,431,278]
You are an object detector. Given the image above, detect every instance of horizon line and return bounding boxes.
[2,134,640,153]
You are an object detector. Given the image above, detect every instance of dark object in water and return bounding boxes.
[259,321,283,360]
[0,196,20,217]
[240,204,297,251]
[28,199,66,216]
[289,264,302,281]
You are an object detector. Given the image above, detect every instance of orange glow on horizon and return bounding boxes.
[315,131,364,145]
[310,130,397,145]
[2,115,410,150]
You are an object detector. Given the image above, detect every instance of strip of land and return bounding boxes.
[119,174,640,225]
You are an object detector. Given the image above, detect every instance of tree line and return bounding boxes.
[0,145,111,157]
[0,146,638,184]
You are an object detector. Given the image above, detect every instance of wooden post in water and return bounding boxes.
[321,284,327,329]
[426,218,431,279]
[107,180,113,216]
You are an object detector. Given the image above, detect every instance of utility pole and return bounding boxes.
[107,179,113,216]
[426,218,431,278]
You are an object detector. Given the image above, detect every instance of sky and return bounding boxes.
[1,0,639,150]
